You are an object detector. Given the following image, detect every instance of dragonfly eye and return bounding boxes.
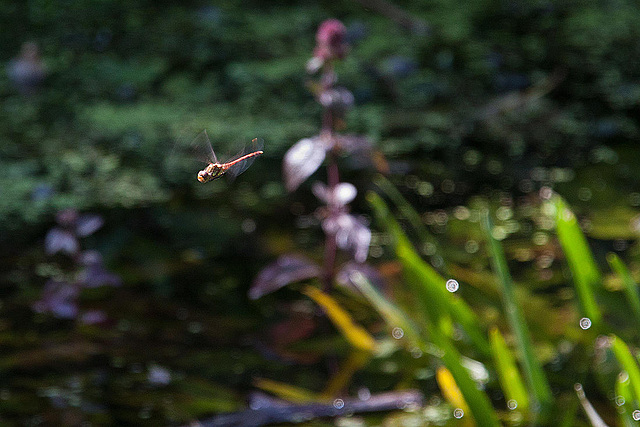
[197,170,208,182]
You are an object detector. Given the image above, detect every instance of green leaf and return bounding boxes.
[482,210,553,416]
[552,195,603,330]
[489,327,530,412]
[373,174,441,257]
[607,253,640,329]
[348,270,426,351]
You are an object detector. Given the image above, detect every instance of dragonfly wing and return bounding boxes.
[226,137,264,180]
[189,130,218,164]
[165,130,219,183]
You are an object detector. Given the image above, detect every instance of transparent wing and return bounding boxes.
[225,137,264,180]
[189,130,218,164]
[165,130,218,182]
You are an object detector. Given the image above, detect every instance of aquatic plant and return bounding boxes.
[251,18,375,299]
[33,209,120,322]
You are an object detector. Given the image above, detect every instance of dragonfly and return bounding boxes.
[186,131,264,183]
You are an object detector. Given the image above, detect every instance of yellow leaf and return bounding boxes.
[321,351,371,398]
[303,285,377,352]
[253,378,320,403]
[436,366,475,426]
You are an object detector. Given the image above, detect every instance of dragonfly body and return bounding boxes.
[196,145,264,183]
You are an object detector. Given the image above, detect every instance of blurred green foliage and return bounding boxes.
[2,0,640,234]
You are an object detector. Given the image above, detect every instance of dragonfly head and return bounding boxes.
[197,170,210,183]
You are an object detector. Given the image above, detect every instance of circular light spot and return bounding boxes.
[333,398,345,409]
[507,399,518,410]
[578,187,592,201]
[465,240,479,254]
[633,410,640,421]
[491,226,507,240]
[446,279,459,293]
[615,395,625,406]
[453,408,464,419]
[358,388,371,401]
[188,321,203,334]
[417,181,434,197]
[392,327,404,339]
[496,206,513,221]
[579,317,592,330]
[241,219,256,233]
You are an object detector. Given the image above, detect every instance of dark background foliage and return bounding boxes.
[2,0,640,425]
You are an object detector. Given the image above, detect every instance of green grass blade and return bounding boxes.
[615,371,637,427]
[373,174,441,255]
[366,192,500,427]
[552,195,603,330]
[367,191,491,355]
[610,335,640,408]
[349,270,426,351]
[607,252,640,328]
[350,256,499,426]
[489,327,530,412]
[482,210,553,415]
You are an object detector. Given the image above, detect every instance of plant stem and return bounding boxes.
[321,62,339,291]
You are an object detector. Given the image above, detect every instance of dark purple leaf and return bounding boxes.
[283,136,329,192]
[268,314,316,346]
[198,389,424,426]
[249,255,321,300]
[45,227,79,255]
[32,280,79,319]
[79,264,122,288]
[336,262,386,293]
[80,310,108,325]
[248,392,290,410]
[75,214,104,237]
[323,213,371,263]
[335,134,373,155]
[312,182,357,207]
[78,250,102,266]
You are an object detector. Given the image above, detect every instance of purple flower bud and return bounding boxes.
[322,213,371,263]
[312,182,357,207]
[318,87,354,114]
[314,19,349,61]
[7,42,46,96]
[56,209,79,227]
